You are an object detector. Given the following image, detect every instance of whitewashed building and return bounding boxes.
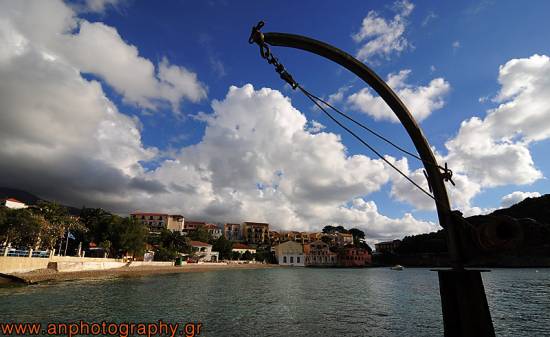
[1,198,28,209]
[273,241,305,267]
[232,243,256,255]
[190,241,219,262]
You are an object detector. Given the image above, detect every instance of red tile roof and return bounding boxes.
[186,221,206,225]
[4,198,24,203]
[232,243,254,250]
[243,222,269,226]
[190,241,210,247]
[131,212,167,216]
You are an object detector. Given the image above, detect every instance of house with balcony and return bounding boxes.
[166,214,184,232]
[190,241,219,262]
[184,220,205,233]
[375,239,402,254]
[131,212,168,234]
[338,246,372,267]
[336,232,354,246]
[308,232,322,242]
[131,212,185,234]
[204,223,223,240]
[224,223,242,241]
[305,240,338,267]
[268,231,281,245]
[242,222,269,244]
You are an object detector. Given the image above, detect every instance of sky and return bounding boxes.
[1,0,549,243]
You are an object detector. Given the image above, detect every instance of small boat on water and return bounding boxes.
[391,265,404,271]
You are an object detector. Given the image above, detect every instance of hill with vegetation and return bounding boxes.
[0,187,81,215]
[380,194,550,267]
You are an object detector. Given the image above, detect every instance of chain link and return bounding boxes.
[249,21,298,89]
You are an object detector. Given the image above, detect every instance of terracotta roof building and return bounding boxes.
[1,198,28,210]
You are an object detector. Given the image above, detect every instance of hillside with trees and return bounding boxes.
[381,194,550,267]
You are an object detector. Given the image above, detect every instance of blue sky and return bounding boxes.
[1,0,549,241]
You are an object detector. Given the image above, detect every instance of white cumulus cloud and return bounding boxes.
[500,191,541,208]
[76,0,126,13]
[347,69,450,122]
[389,54,550,214]
[353,0,414,62]
[2,0,207,114]
[0,0,207,210]
[136,84,436,241]
[444,54,550,188]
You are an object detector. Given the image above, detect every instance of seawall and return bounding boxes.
[0,256,127,274]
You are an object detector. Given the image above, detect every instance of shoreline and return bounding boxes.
[2,263,280,285]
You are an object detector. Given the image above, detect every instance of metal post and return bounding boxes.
[64,232,69,256]
[57,235,63,256]
[251,26,495,336]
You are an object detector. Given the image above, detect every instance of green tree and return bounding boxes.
[0,207,14,245]
[37,201,86,253]
[253,249,269,263]
[0,209,42,248]
[212,236,232,260]
[188,226,211,243]
[116,217,148,257]
[79,208,114,247]
[231,251,241,260]
[335,225,348,233]
[322,225,335,234]
[35,214,65,251]
[99,240,112,256]
[153,229,191,261]
[321,236,332,245]
[349,228,366,246]
[242,250,253,261]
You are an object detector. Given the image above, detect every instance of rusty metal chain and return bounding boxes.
[248,21,298,89]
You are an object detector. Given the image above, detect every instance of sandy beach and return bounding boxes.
[3,263,280,285]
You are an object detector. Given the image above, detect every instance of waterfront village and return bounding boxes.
[1,197,403,268]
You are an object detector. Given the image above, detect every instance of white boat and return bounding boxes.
[391,265,404,270]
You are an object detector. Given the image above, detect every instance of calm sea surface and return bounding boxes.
[1,268,549,336]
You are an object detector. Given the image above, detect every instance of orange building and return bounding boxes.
[242,222,269,244]
[305,240,337,266]
[338,247,372,267]
[224,223,242,241]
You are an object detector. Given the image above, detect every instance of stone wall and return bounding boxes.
[128,261,174,267]
[0,256,123,274]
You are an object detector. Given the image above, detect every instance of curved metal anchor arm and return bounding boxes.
[258,31,463,267]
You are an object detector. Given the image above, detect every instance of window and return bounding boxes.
[283,256,287,263]
[297,257,300,263]
[290,256,294,263]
